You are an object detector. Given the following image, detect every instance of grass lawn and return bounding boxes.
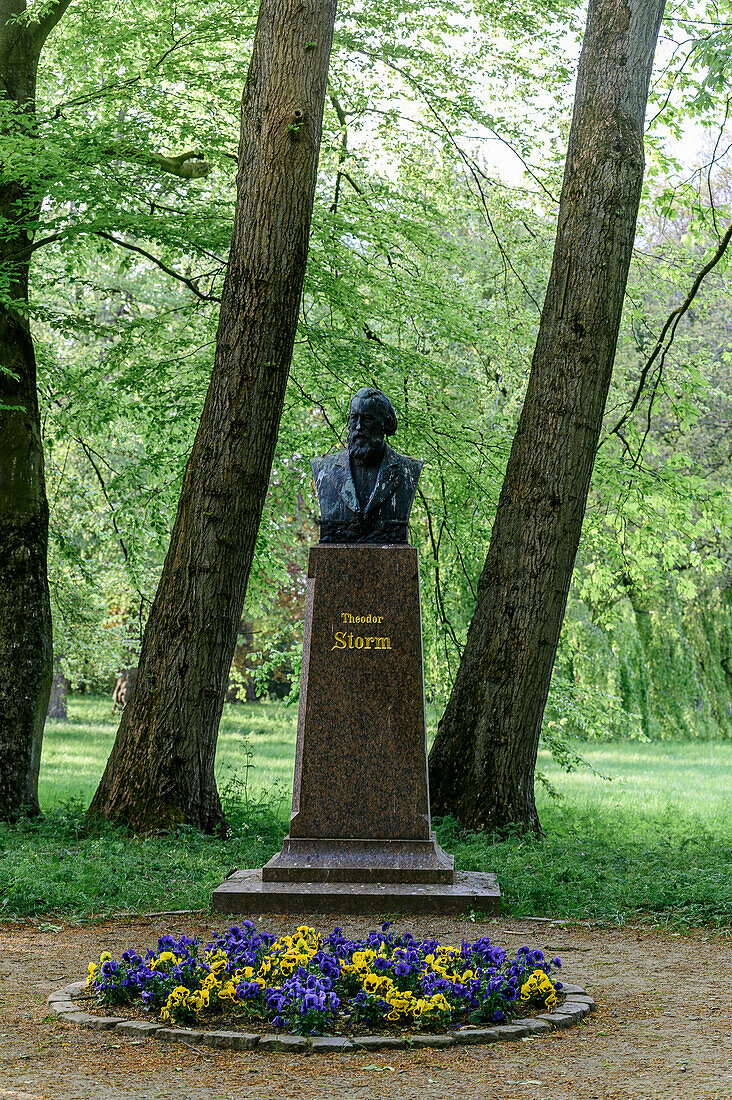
[37,695,298,807]
[1,695,730,926]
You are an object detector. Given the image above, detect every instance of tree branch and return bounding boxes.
[95,231,220,301]
[288,372,341,441]
[603,218,732,451]
[101,145,211,179]
[417,485,464,669]
[76,437,130,564]
[7,142,212,262]
[328,88,349,214]
[48,26,215,119]
[32,0,73,47]
[13,231,65,258]
[355,47,558,208]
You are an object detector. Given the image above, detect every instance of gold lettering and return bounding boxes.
[339,612,385,623]
[332,631,391,652]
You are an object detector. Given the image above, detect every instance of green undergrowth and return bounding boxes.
[444,739,732,928]
[0,697,730,926]
[0,791,289,921]
[439,806,732,928]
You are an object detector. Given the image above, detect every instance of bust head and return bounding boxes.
[347,387,397,466]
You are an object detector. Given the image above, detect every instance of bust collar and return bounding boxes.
[338,445,400,516]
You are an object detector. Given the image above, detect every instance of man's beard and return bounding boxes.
[348,429,384,466]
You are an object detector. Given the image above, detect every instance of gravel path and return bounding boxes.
[0,915,730,1099]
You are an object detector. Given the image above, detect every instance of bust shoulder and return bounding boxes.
[308,448,343,475]
[384,446,423,480]
[310,451,350,505]
[311,450,347,479]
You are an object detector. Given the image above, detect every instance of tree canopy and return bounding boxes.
[2,0,731,822]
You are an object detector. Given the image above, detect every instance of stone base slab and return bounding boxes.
[262,834,454,884]
[211,868,500,916]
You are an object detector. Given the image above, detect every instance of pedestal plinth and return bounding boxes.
[266,543,451,882]
[212,544,500,916]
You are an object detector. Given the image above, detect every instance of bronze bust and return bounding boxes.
[311,387,422,544]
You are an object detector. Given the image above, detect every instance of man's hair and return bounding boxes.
[350,387,397,437]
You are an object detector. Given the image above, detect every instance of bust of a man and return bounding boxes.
[311,387,423,544]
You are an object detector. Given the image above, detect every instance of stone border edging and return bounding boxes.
[47,980,594,1053]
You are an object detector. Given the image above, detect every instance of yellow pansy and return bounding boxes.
[187,989,208,1013]
[350,949,377,975]
[204,949,229,974]
[217,981,239,1003]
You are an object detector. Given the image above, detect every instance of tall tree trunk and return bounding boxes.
[88,0,338,833]
[428,0,666,834]
[47,657,69,720]
[0,1,70,820]
[112,667,138,710]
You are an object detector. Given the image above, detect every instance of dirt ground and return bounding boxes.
[0,913,730,1100]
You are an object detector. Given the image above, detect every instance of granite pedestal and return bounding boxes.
[212,544,500,916]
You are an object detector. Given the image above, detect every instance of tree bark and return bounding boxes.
[0,1,70,819]
[47,658,69,719]
[88,0,338,833]
[112,667,138,710]
[428,0,666,834]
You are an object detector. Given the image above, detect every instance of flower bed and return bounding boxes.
[86,922,563,1037]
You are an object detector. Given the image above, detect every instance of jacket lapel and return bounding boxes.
[336,450,360,515]
[363,446,399,516]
